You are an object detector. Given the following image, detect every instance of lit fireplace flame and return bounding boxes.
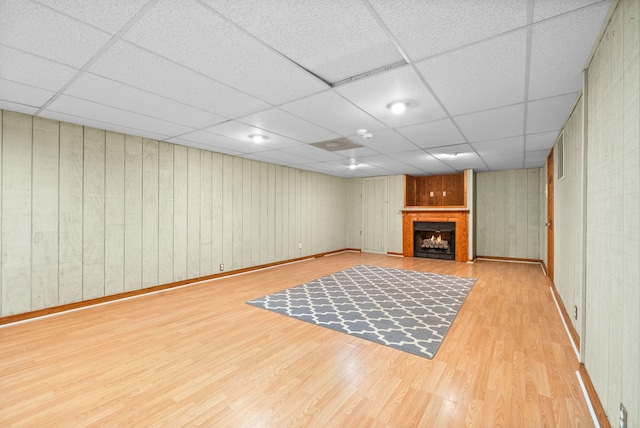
[430,235,442,242]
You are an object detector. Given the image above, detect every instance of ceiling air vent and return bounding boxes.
[310,138,363,152]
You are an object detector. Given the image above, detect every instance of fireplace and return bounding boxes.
[413,221,455,260]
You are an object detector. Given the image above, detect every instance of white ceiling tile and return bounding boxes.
[388,150,437,164]
[369,0,528,60]
[354,129,418,154]
[416,163,458,175]
[333,147,380,160]
[357,155,407,169]
[397,118,467,148]
[472,136,524,156]
[174,130,270,154]
[384,165,430,176]
[440,156,487,171]
[417,29,527,116]
[527,93,577,133]
[533,0,609,22]
[238,108,338,143]
[166,136,245,156]
[0,101,39,116]
[203,0,403,83]
[124,0,327,105]
[0,46,78,92]
[281,145,343,162]
[45,95,195,138]
[529,3,610,99]
[455,104,525,142]
[41,110,172,141]
[336,66,446,127]
[88,41,269,118]
[427,144,482,165]
[204,121,301,150]
[34,0,149,34]
[0,79,55,108]
[64,74,225,129]
[526,131,559,151]
[481,153,525,170]
[245,149,315,165]
[280,91,387,136]
[524,149,551,167]
[0,0,111,67]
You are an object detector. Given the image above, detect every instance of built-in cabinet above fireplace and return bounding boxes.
[402,171,472,262]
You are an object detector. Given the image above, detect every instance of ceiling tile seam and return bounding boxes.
[0,76,56,97]
[359,0,481,169]
[42,107,173,139]
[79,70,234,122]
[29,0,118,35]
[0,42,81,74]
[522,0,536,168]
[194,0,331,90]
[45,93,201,135]
[360,0,412,64]
[408,65,490,171]
[117,41,277,116]
[33,0,163,117]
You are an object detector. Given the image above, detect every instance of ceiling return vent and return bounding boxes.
[310,138,364,152]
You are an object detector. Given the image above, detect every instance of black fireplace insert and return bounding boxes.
[413,221,455,260]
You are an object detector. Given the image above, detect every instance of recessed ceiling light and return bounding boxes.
[387,100,410,114]
[349,163,358,170]
[249,134,268,143]
[356,128,368,136]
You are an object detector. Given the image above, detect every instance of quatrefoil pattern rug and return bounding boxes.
[247,264,477,359]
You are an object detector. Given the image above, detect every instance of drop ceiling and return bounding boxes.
[0,0,611,178]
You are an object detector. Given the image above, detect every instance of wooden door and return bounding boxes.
[362,177,387,254]
[547,149,554,280]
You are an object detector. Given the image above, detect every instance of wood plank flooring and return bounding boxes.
[0,253,593,427]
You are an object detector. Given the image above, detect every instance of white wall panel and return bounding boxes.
[158,142,174,285]
[124,135,142,291]
[173,145,188,281]
[280,167,290,260]
[273,165,283,261]
[105,131,125,295]
[2,112,32,315]
[199,151,212,276]
[142,139,159,288]
[187,148,201,278]
[387,175,404,254]
[0,110,350,318]
[221,154,234,272]
[58,122,83,304]
[346,178,363,249]
[584,1,640,424]
[32,117,59,310]
[232,157,243,270]
[211,153,223,272]
[83,127,105,299]
[251,160,260,266]
[476,169,541,259]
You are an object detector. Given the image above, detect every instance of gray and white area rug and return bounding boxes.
[247,265,477,359]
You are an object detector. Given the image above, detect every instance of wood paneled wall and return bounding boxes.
[0,110,349,317]
[553,97,584,339]
[475,169,541,259]
[583,0,640,424]
[405,173,465,206]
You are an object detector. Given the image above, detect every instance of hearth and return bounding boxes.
[414,221,455,260]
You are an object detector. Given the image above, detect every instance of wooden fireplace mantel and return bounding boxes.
[402,209,470,262]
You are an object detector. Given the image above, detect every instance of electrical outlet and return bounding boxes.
[443,191,446,196]
[298,242,302,249]
[219,263,224,272]
[574,305,578,320]
[620,403,627,428]
[430,191,434,197]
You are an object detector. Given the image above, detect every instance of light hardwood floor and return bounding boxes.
[0,253,592,427]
